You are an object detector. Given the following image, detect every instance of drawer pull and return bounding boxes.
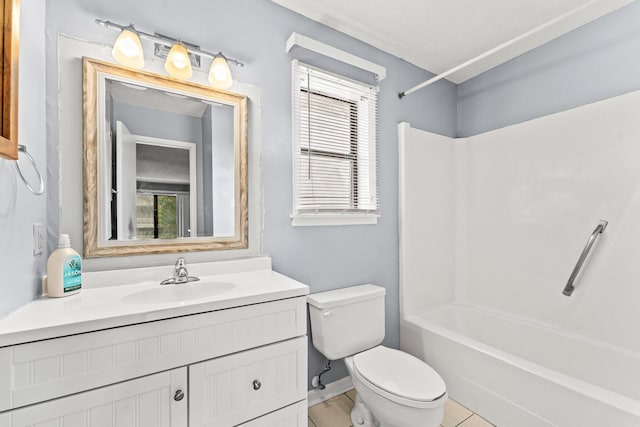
[174,389,185,401]
[252,379,262,390]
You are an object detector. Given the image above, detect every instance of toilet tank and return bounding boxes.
[307,284,386,360]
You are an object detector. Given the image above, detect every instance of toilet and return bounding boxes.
[307,284,447,427]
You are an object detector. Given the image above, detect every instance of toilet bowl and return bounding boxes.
[307,284,447,427]
[345,346,447,427]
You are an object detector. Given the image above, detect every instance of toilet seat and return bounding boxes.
[350,346,447,409]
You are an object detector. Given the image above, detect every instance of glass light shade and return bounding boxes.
[165,43,193,80]
[208,55,233,89]
[112,29,144,69]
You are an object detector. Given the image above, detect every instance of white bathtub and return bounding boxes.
[400,304,640,427]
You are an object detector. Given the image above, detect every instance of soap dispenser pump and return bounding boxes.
[46,234,82,297]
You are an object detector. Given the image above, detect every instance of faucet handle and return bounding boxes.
[161,257,199,285]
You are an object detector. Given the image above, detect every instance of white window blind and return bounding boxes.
[291,61,379,224]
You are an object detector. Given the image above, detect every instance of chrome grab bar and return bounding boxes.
[563,220,608,296]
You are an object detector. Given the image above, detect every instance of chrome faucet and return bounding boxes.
[160,258,200,285]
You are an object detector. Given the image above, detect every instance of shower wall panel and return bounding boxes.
[398,123,455,317]
[464,90,640,352]
[400,90,640,353]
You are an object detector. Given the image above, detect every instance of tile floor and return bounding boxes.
[308,390,494,427]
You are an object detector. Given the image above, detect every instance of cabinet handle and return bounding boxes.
[174,389,185,401]
[252,379,262,390]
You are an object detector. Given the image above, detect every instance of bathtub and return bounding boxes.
[400,304,640,427]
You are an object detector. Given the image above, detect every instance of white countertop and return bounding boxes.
[0,258,308,347]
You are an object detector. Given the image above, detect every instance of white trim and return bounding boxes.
[286,32,386,81]
[307,376,354,407]
[291,213,378,227]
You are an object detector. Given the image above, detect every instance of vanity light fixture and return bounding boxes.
[165,43,193,79]
[111,27,144,69]
[96,19,244,87]
[208,54,233,89]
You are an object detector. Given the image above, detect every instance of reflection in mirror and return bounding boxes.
[83,58,247,257]
[115,120,197,240]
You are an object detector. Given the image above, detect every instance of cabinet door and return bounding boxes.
[0,368,187,427]
[189,337,307,427]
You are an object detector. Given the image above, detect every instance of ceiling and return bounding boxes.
[272,0,635,84]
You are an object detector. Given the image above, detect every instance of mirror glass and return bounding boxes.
[83,59,247,257]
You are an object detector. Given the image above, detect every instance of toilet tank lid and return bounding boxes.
[307,284,385,309]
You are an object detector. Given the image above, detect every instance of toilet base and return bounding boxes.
[349,389,444,427]
[350,393,376,426]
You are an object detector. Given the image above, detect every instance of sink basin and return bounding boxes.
[121,282,235,304]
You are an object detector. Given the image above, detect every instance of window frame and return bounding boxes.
[291,61,379,227]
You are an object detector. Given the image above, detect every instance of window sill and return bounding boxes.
[291,213,379,227]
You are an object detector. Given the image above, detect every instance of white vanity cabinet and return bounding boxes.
[0,295,308,427]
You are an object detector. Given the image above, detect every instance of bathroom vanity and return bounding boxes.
[0,257,309,426]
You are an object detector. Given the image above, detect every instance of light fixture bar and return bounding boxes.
[154,34,201,68]
[95,19,244,67]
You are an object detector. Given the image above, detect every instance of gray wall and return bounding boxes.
[0,0,46,316]
[43,0,456,387]
[457,0,640,137]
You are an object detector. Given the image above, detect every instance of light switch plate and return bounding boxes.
[33,223,44,256]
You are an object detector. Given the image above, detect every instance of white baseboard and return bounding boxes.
[307,376,354,407]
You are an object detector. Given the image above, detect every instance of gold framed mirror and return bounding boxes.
[82,58,248,257]
[0,0,19,160]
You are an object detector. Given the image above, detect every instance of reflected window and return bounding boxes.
[136,193,191,239]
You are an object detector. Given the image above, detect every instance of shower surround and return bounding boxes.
[398,90,640,426]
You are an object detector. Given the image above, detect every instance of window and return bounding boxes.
[135,191,191,239]
[291,61,379,226]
